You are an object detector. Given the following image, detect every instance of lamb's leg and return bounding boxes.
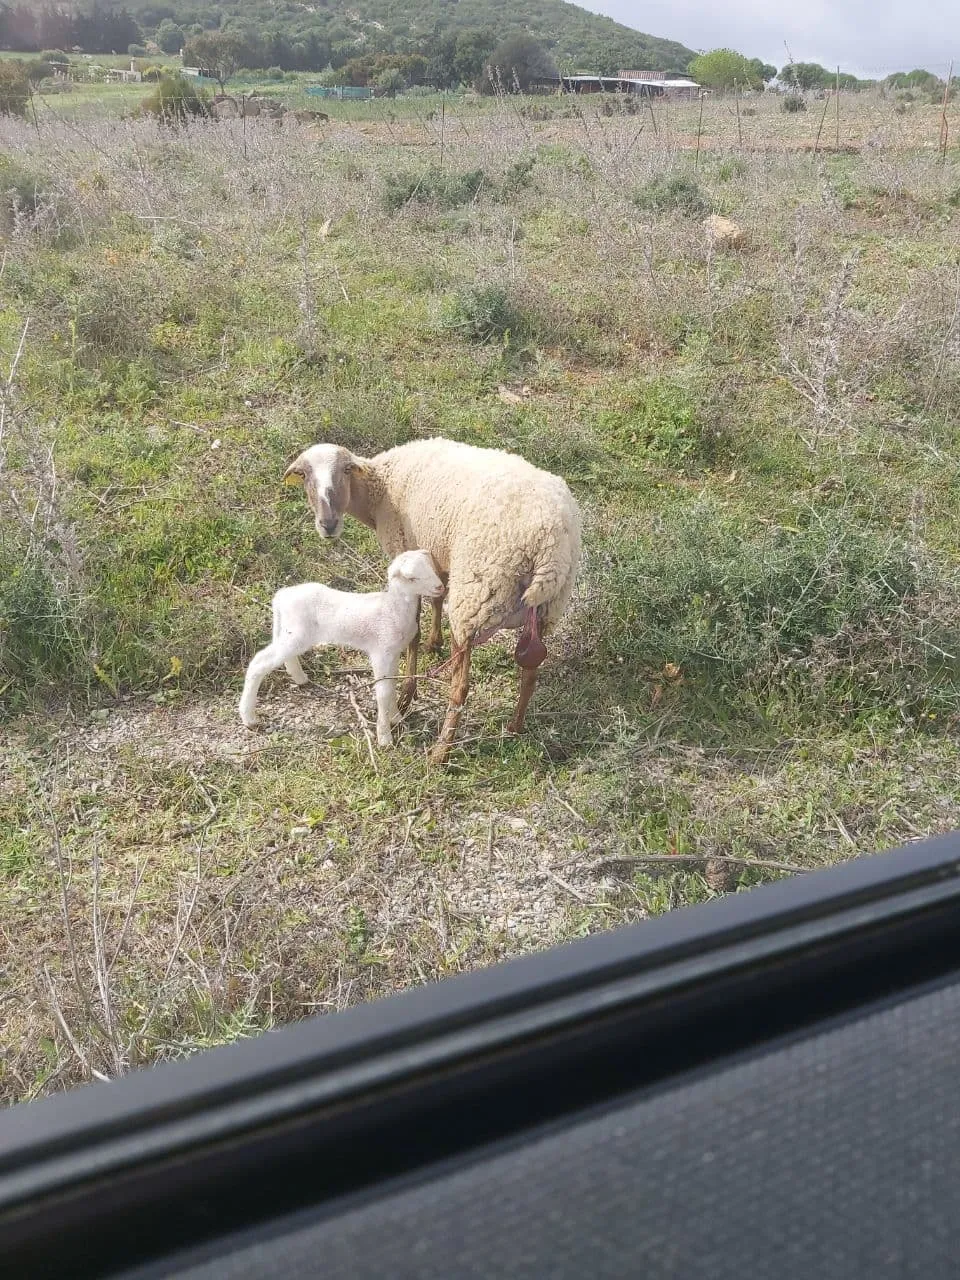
[371,650,401,748]
[285,655,309,686]
[424,598,444,654]
[240,641,299,728]
[429,639,472,766]
[397,600,421,715]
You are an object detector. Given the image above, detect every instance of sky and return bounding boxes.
[583,0,958,80]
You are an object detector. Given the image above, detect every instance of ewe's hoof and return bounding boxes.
[424,639,444,656]
[428,742,452,767]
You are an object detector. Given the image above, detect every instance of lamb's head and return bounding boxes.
[283,443,366,539]
[387,550,445,601]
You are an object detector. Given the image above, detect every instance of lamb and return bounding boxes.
[238,549,444,747]
[282,437,582,764]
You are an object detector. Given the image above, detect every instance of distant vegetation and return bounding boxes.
[0,0,696,80]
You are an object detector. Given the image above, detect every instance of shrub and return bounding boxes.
[0,61,29,118]
[781,94,807,113]
[0,156,50,221]
[139,73,209,125]
[632,173,708,218]
[444,283,526,343]
[0,557,84,690]
[128,43,147,57]
[265,66,284,81]
[383,166,485,212]
[25,59,53,83]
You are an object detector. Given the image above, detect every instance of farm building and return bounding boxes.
[533,70,701,99]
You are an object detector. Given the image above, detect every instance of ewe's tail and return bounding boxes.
[520,518,582,612]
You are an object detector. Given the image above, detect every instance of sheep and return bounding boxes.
[239,549,444,747]
[282,437,582,764]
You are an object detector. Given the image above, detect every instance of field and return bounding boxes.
[3,86,960,1103]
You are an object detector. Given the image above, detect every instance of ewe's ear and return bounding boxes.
[283,461,306,487]
[346,453,370,479]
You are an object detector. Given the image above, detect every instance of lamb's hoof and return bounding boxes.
[240,714,260,730]
[292,675,310,688]
[377,734,394,749]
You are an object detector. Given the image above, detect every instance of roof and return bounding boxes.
[560,74,700,89]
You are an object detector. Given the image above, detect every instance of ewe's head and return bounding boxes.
[388,550,445,601]
[283,444,366,539]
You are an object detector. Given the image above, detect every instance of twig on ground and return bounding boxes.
[347,677,380,772]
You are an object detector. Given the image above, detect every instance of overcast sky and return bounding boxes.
[584,0,958,80]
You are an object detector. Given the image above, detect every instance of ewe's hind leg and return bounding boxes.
[507,607,547,735]
[240,640,302,728]
[429,639,472,766]
[371,650,402,747]
[398,600,421,715]
[507,666,540,734]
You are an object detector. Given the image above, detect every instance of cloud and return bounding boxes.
[586,0,958,79]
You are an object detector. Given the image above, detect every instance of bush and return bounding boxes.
[0,62,29,118]
[593,500,960,714]
[443,283,526,343]
[139,73,209,125]
[383,166,485,211]
[128,43,147,57]
[781,94,807,113]
[265,66,284,81]
[632,172,708,218]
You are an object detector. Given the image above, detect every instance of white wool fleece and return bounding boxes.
[362,438,582,646]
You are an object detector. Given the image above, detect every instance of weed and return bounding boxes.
[782,94,807,113]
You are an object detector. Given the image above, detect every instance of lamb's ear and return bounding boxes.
[283,461,306,487]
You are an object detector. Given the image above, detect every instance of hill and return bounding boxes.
[123,0,696,76]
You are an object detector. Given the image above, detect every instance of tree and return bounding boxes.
[182,31,247,91]
[481,35,557,94]
[0,60,29,117]
[747,58,777,85]
[688,49,762,92]
[139,71,208,125]
[375,66,405,97]
[780,62,831,91]
[154,20,185,55]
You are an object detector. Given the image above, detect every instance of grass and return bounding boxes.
[3,87,960,1103]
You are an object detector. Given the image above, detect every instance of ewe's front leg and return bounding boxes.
[397,599,421,715]
[424,598,444,655]
[429,639,472,766]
